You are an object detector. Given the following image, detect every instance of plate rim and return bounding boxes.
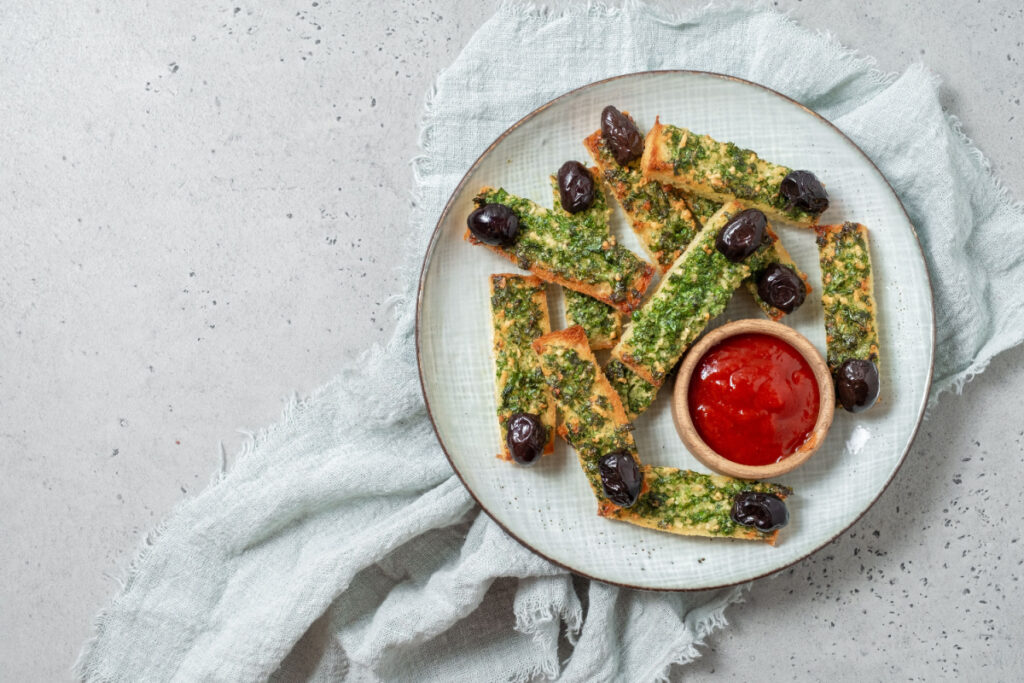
[414,69,936,592]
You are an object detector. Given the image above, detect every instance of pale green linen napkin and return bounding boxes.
[77,3,1024,681]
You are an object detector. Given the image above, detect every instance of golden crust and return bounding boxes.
[584,335,616,351]
[639,117,676,182]
[581,129,603,158]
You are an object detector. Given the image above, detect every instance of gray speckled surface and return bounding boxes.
[1,1,1022,679]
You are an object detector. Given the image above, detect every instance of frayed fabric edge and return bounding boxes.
[929,345,1004,416]
[73,379,342,681]
[648,584,751,683]
[809,27,899,89]
[924,104,1024,413]
[513,599,585,679]
[943,110,1024,218]
[515,602,584,643]
[642,0,899,90]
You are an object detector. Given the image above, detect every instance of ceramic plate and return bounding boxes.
[416,71,934,590]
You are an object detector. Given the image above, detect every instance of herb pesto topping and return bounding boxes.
[564,289,621,347]
[603,359,658,419]
[610,467,792,539]
[685,195,723,224]
[547,172,623,348]
[655,123,821,225]
[613,202,772,385]
[816,222,880,371]
[490,275,553,458]
[474,187,652,310]
[585,128,701,270]
[535,339,637,498]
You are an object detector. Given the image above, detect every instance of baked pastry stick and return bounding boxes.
[583,120,702,272]
[816,223,880,372]
[547,173,623,350]
[606,468,793,545]
[611,201,779,386]
[532,325,641,504]
[467,187,655,313]
[641,118,828,227]
[489,274,556,461]
[534,326,792,544]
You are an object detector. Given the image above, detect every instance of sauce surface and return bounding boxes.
[688,333,819,466]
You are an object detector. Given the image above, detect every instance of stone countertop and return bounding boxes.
[2,1,1022,679]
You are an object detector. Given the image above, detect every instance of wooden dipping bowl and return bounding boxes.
[671,319,836,480]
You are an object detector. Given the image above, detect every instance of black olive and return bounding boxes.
[780,170,829,214]
[598,451,642,507]
[557,161,596,214]
[756,263,806,313]
[506,413,546,466]
[467,203,520,247]
[715,208,766,262]
[834,358,880,413]
[600,106,644,165]
[730,491,789,532]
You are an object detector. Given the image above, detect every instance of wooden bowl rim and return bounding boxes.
[671,319,836,480]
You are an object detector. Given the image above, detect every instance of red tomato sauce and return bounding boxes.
[688,333,819,466]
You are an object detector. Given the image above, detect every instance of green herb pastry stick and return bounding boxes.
[816,222,882,412]
[815,222,880,371]
[611,201,779,386]
[603,358,658,421]
[532,325,640,503]
[642,118,829,227]
[489,273,556,461]
[607,467,792,545]
[467,188,655,313]
[547,171,623,349]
